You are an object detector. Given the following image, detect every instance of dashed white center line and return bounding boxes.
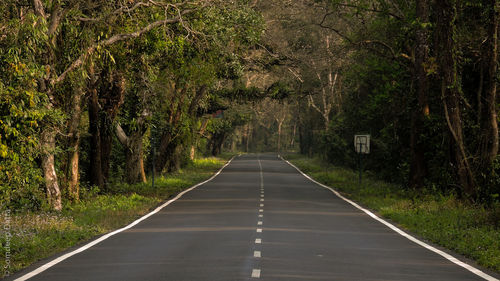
[255,159,264,279]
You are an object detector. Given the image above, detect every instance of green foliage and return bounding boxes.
[0,11,55,211]
[267,81,293,100]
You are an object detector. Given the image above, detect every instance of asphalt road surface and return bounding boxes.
[10,154,499,281]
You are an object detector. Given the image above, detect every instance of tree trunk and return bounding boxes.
[116,124,147,184]
[41,127,62,211]
[155,132,174,174]
[290,122,296,148]
[125,133,147,184]
[436,0,476,197]
[65,89,83,200]
[167,145,182,173]
[478,0,499,171]
[88,88,104,188]
[277,121,282,153]
[100,117,113,185]
[246,125,252,152]
[190,145,196,160]
[190,118,210,160]
[409,0,430,189]
[210,132,226,156]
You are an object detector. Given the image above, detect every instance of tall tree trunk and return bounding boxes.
[152,87,191,173]
[41,127,62,211]
[65,89,83,200]
[88,88,104,188]
[100,117,114,185]
[478,0,499,171]
[436,0,476,197]
[409,0,430,189]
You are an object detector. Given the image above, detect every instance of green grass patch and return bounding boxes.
[0,156,230,278]
[285,153,500,273]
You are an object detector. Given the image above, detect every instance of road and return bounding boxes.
[10,154,498,281]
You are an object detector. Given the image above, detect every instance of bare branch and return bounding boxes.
[288,68,304,83]
[318,12,353,43]
[115,123,129,146]
[317,12,402,60]
[360,40,396,58]
[31,0,46,18]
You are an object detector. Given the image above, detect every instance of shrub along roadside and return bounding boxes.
[0,156,231,278]
[284,153,500,273]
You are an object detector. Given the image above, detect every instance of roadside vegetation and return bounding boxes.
[285,153,500,272]
[0,156,229,278]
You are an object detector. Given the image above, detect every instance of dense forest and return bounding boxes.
[1,0,499,214]
[245,0,500,203]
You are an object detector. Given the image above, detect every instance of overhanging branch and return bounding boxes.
[54,9,194,85]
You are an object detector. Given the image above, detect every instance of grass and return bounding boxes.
[0,155,231,278]
[285,153,500,273]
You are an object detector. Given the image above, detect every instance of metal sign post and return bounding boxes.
[354,135,370,186]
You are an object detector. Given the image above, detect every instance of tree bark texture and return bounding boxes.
[116,124,147,184]
[125,133,147,184]
[65,89,84,200]
[88,87,104,188]
[209,132,226,156]
[477,0,499,171]
[88,72,125,188]
[409,0,430,189]
[436,0,476,197]
[41,127,62,211]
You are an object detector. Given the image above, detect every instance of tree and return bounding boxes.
[3,0,231,210]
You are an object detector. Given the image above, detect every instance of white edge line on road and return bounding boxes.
[14,157,236,281]
[281,156,499,281]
